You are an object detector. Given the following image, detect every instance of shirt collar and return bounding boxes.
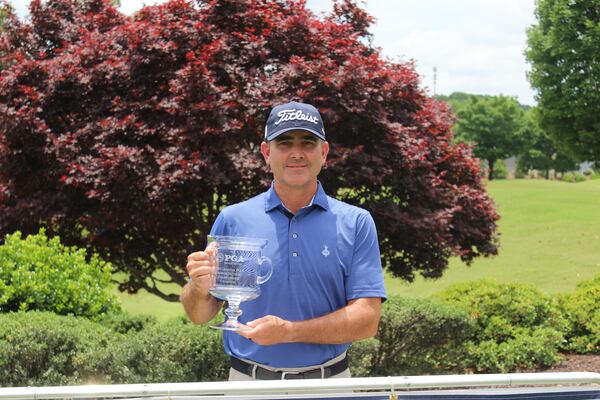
[264,181,329,213]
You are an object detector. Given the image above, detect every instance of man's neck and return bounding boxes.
[273,180,318,215]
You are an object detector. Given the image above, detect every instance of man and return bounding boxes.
[181,101,386,380]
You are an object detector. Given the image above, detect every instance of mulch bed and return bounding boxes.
[543,354,600,373]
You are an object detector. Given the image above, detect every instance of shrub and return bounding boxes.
[561,172,586,183]
[97,312,158,334]
[8,300,474,383]
[0,230,120,318]
[492,159,509,180]
[557,274,600,354]
[347,337,379,377]
[514,168,527,179]
[0,311,125,386]
[435,280,566,372]
[0,311,228,386]
[118,317,228,382]
[349,296,475,376]
[468,327,564,372]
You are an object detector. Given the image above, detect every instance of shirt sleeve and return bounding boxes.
[208,211,228,241]
[344,211,387,302]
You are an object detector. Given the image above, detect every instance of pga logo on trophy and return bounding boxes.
[207,235,273,331]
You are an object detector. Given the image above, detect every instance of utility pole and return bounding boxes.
[433,66,438,96]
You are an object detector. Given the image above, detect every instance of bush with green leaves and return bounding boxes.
[118,316,228,383]
[514,168,527,179]
[1,286,575,385]
[0,311,228,386]
[561,172,586,183]
[97,312,158,334]
[0,311,125,386]
[349,296,475,376]
[557,274,600,354]
[435,280,567,372]
[1,298,476,385]
[0,230,120,318]
[492,159,509,180]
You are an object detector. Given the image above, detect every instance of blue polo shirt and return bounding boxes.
[209,183,387,368]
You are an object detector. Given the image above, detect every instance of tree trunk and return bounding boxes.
[488,158,496,180]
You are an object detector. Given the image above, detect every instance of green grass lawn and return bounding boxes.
[388,178,600,298]
[116,288,186,321]
[118,178,600,319]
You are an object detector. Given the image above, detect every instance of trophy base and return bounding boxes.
[210,320,251,332]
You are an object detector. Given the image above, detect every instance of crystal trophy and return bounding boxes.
[208,235,273,331]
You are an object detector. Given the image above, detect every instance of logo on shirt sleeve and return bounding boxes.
[321,244,330,257]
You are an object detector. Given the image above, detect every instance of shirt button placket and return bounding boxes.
[290,216,300,275]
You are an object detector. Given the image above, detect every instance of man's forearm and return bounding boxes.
[180,282,222,324]
[287,297,381,344]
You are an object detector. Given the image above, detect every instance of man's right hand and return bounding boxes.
[185,243,217,299]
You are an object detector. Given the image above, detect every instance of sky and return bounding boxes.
[8,0,538,105]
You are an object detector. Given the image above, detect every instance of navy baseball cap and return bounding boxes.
[264,101,326,142]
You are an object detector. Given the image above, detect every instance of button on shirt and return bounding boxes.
[209,183,387,368]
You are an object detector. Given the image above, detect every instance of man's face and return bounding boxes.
[261,130,329,190]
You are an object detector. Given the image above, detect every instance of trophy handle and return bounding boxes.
[256,256,273,284]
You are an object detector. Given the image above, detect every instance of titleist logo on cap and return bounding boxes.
[265,101,326,141]
[274,109,319,126]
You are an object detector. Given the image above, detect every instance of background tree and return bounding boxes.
[0,6,6,32]
[0,1,8,28]
[0,2,10,69]
[0,0,499,301]
[526,0,600,163]
[453,95,532,180]
[517,108,578,179]
[436,92,473,115]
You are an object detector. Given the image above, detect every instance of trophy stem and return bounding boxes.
[210,297,250,331]
[225,298,242,324]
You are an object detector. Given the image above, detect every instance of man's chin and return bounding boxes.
[277,178,316,189]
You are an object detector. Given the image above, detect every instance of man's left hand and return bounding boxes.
[236,315,293,346]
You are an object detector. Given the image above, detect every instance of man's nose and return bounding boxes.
[289,143,305,158]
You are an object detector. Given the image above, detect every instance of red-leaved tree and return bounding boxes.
[0,0,499,301]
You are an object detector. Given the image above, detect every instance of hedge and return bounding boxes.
[115,316,228,383]
[0,311,228,387]
[5,277,596,385]
[0,311,122,386]
[350,296,475,376]
[0,297,475,386]
[435,280,567,372]
[557,273,600,353]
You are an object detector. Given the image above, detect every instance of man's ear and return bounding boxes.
[321,141,330,163]
[261,141,270,165]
